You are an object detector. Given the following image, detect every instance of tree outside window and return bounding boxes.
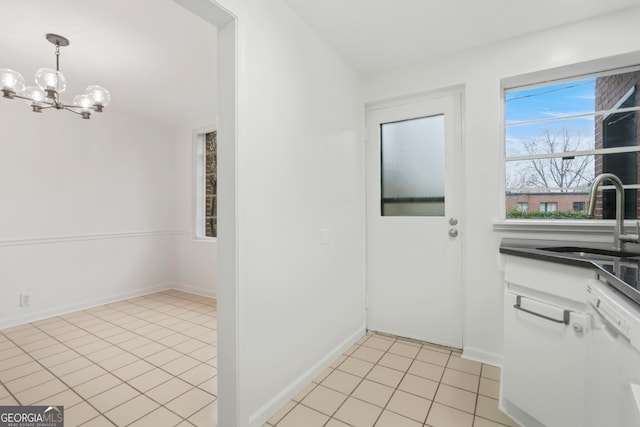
[205,131,217,238]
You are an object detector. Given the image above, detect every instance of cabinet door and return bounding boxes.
[503,291,587,427]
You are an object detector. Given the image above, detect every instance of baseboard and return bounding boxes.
[172,283,217,299]
[248,325,367,427]
[0,283,175,330]
[500,396,543,427]
[367,326,462,350]
[462,345,503,368]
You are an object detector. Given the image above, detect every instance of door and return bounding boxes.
[366,94,463,347]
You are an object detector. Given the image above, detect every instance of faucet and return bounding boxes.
[587,173,639,251]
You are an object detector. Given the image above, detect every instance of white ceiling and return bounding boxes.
[284,0,640,74]
[1,1,637,125]
[0,0,217,127]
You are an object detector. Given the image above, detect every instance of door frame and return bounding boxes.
[173,0,239,425]
[364,87,466,347]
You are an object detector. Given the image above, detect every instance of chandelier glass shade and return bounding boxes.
[0,34,110,119]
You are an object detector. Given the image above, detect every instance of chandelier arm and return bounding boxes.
[63,105,91,119]
[60,102,101,112]
[10,93,56,108]
[62,106,82,114]
[10,94,33,102]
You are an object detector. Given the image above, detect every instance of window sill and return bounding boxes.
[493,219,616,235]
[192,236,218,243]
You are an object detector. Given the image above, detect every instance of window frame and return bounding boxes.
[501,62,640,226]
[539,202,558,212]
[192,126,217,241]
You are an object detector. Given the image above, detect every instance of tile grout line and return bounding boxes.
[0,291,218,426]
[274,336,371,426]
[328,333,389,425]
[286,331,488,427]
[419,347,453,426]
[48,297,217,388]
[369,334,421,426]
[0,331,26,405]
[359,334,462,425]
[0,323,102,419]
[64,296,217,424]
[313,332,427,426]
[76,292,217,425]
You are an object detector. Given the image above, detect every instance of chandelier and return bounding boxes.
[0,34,110,119]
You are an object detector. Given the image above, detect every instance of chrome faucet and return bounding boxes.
[587,173,640,251]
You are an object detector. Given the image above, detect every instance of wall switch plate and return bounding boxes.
[321,228,329,245]
[20,294,31,307]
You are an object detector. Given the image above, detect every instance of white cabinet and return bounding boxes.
[503,291,587,427]
[501,255,591,427]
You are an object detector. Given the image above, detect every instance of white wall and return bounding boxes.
[237,2,365,424]
[0,105,178,328]
[363,6,640,364]
[173,123,217,298]
[175,0,367,425]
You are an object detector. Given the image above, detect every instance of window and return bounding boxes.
[505,67,640,220]
[195,130,217,238]
[517,202,528,212]
[380,115,445,216]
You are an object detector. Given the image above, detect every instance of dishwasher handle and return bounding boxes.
[514,295,571,325]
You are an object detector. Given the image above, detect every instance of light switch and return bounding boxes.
[321,228,329,245]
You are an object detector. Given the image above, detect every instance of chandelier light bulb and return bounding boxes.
[22,86,46,112]
[22,86,46,103]
[85,85,111,110]
[35,68,66,94]
[73,94,93,119]
[0,68,26,95]
[73,94,92,110]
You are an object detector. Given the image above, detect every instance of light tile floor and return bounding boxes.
[0,290,217,426]
[265,333,518,427]
[1,292,517,427]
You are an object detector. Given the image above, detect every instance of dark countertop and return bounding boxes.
[500,238,640,306]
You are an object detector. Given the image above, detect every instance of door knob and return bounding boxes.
[449,218,458,226]
[449,228,458,238]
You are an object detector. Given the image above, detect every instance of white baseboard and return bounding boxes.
[173,283,217,299]
[248,325,367,427]
[0,283,176,330]
[462,345,503,368]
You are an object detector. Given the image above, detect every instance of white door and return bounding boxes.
[366,95,462,348]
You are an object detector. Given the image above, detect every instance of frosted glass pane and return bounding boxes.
[381,115,445,216]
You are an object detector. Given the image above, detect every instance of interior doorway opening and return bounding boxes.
[173,0,238,425]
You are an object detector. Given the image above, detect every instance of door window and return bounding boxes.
[380,115,445,216]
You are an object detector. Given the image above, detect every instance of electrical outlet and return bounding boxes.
[20,294,31,307]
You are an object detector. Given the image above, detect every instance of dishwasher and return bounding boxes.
[585,279,640,427]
